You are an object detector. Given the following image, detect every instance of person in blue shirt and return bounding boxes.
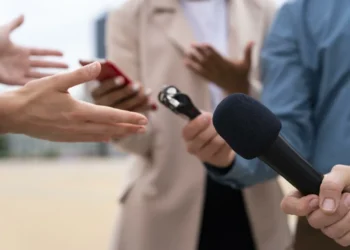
[182,0,350,249]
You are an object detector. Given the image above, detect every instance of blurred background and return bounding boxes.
[0,0,292,250]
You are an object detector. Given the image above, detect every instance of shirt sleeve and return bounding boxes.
[206,2,315,189]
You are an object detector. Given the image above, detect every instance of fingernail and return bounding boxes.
[114,76,125,86]
[201,116,209,123]
[87,61,99,71]
[322,198,336,212]
[145,88,152,96]
[132,83,140,92]
[137,119,148,125]
[309,199,319,209]
[137,127,146,133]
[151,103,158,111]
[344,194,350,208]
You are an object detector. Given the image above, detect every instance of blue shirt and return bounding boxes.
[207,0,350,188]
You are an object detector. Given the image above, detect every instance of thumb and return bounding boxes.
[319,165,350,214]
[4,15,24,33]
[243,41,254,67]
[52,62,101,91]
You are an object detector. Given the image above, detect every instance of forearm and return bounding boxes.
[0,90,23,134]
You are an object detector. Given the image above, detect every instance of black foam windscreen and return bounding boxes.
[213,94,282,159]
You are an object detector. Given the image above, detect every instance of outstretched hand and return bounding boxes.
[185,42,254,94]
[0,62,148,142]
[0,15,68,86]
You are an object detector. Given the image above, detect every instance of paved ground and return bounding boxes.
[0,158,297,250]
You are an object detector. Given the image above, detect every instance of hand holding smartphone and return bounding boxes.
[80,59,157,112]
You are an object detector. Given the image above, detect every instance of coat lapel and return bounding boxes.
[151,0,196,54]
[228,0,264,61]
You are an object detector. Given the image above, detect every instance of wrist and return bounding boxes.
[224,76,250,94]
[0,89,26,134]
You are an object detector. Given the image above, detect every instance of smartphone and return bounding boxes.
[79,59,131,84]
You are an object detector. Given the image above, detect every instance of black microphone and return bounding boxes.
[213,93,323,195]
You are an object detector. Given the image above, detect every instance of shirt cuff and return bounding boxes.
[204,159,235,175]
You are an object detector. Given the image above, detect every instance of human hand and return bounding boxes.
[281,165,350,247]
[182,112,235,167]
[0,15,68,86]
[91,77,157,113]
[184,42,253,94]
[0,62,148,142]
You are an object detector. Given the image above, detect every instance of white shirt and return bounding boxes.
[181,0,228,109]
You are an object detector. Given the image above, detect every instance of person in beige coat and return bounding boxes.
[90,0,292,249]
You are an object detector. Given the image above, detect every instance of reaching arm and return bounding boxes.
[207,2,315,188]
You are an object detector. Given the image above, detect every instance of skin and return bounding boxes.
[184,42,254,94]
[281,165,350,247]
[0,62,148,142]
[0,15,68,86]
[182,112,235,167]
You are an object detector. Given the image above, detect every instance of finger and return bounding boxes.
[308,193,350,229]
[192,44,211,57]
[26,71,53,79]
[322,195,350,239]
[74,101,148,125]
[202,135,227,157]
[50,134,110,143]
[280,191,319,216]
[182,113,211,141]
[91,78,121,99]
[124,96,151,112]
[17,77,34,86]
[184,59,204,75]
[186,125,217,154]
[320,165,350,214]
[335,231,350,247]
[114,90,149,111]
[187,47,205,64]
[96,83,141,107]
[4,15,24,33]
[132,90,156,112]
[29,48,64,56]
[212,143,235,166]
[78,122,146,138]
[29,60,68,69]
[202,44,219,59]
[243,41,254,67]
[50,62,101,91]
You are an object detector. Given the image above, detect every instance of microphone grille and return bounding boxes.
[213,94,281,159]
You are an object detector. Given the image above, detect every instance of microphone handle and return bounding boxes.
[259,135,323,195]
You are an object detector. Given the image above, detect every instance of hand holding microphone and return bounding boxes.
[212,93,350,247]
[182,112,235,167]
[281,165,350,247]
[158,86,235,167]
[213,93,323,195]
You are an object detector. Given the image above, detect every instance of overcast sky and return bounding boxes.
[0,0,286,97]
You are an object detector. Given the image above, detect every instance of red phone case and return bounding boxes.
[79,59,131,84]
